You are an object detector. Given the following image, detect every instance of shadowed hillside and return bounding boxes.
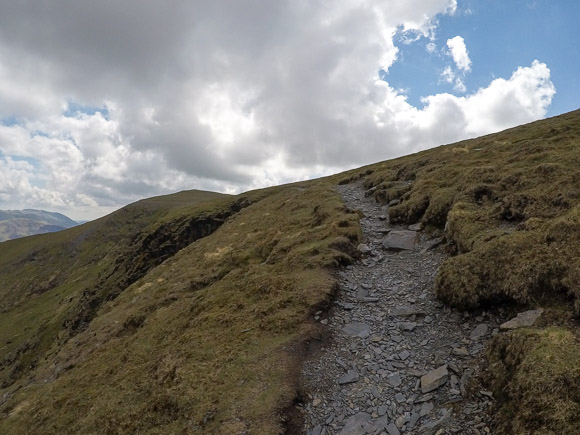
[0,110,579,434]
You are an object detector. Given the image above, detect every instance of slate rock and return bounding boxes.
[470,324,489,340]
[383,230,417,251]
[399,321,417,331]
[399,350,411,361]
[342,322,371,338]
[451,347,470,357]
[371,415,390,432]
[387,373,402,387]
[339,412,372,434]
[338,370,360,385]
[308,425,323,435]
[420,401,434,417]
[418,408,452,434]
[420,237,444,253]
[391,305,425,317]
[421,365,449,393]
[408,223,422,231]
[500,309,543,330]
[384,422,400,435]
[357,243,372,254]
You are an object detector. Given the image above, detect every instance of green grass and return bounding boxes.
[0,181,360,433]
[339,109,580,314]
[484,327,580,434]
[0,110,579,433]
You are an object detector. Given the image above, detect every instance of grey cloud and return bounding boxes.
[0,1,555,220]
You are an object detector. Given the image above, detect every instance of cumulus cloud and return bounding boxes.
[0,1,555,220]
[446,35,471,71]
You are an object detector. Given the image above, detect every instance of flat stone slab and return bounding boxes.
[421,365,449,393]
[339,412,371,434]
[470,324,489,340]
[338,369,360,385]
[342,322,371,338]
[387,372,402,387]
[391,306,425,317]
[500,309,544,330]
[383,230,417,251]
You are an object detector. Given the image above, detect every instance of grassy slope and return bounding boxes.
[0,110,578,433]
[0,190,232,396]
[337,109,580,434]
[0,182,361,433]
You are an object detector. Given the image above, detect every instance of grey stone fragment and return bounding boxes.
[470,324,489,340]
[378,405,388,416]
[459,368,473,396]
[357,243,372,254]
[339,412,372,434]
[420,401,434,417]
[387,373,402,387]
[391,334,404,343]
[342,322,371,338]
[420,237,444,253]
[409,412,420,429]
[391,306,425,317]
[338,370,360,385]
[418,409,452,434]
[420,365,449,393]
[386,422,401,435]
[383,230,417,251]
[399,350,411,361]
[399,321,417,331]
[500,309,543,330]
[408,223,422,231]
[371,415,390,432]
[451,346,470,357]
[308,425,323,435]
[395,393,406,403]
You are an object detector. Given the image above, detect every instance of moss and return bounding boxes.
[484,328,580,434]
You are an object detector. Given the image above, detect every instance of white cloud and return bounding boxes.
[446,35,471,71]
[426,42,437,53]
[441,66,455,83]
[454,78,467,93]
[0,1,554,220]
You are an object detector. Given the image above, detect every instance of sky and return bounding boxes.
[0,0,578,221]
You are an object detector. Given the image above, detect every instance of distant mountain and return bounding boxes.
[0,209,79,241]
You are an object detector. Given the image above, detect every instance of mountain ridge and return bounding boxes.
[0,110,578,434]
[0,209,80,242]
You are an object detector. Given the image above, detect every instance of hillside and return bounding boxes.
[0,209,79,242]
[0,110,579,434]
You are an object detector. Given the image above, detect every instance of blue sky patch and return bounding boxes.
[64,101,110,119]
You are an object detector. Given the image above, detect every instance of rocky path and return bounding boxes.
[300,183,505,435]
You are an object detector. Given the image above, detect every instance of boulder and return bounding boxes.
[383,230,417,251]
[500,309,544,330]
[421,365,448,393]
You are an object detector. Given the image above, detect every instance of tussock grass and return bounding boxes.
[1,110,579,433]
[347,110,580,314]
[484,327,580,434]
[0,182,360,433]
[337,109,580,433]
